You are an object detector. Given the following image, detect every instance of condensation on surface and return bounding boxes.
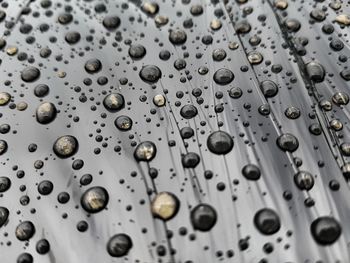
[0,0,350,262]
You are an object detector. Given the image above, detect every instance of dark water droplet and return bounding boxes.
[306,62,325,83]
[169,29,187,45]
[182,152,200,168]
[15,221,35,241]
[242,164,261,180]
[81,186,109,213]
[139,65,162,83]
[103,93,125,112]
[103,15,121,30]
[36,102,57,124]
[207,130,234,155]
[180,104,198,119]
[85,58,102,73]
[310,216,341,245]
[53,135,79,158]
[128,44,146,59]
[294,171,314,191]
[0,176,11,192]
[21,66,40,82]
[0,140,8,155]
[260,80,278,98]
[213,68,234,85]
[254,208,281,235]
[17,253,33,263]
[107,233,133,257]
[38,180,54,195]
[276,133,299,152]
[190,203,217,231]
[134,141,157,161]
[0,207,9,227]
[114,115,132,131]
[36,239,50,254]
[34,84,49,97]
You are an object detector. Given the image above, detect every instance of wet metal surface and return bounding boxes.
[0,0,350,262]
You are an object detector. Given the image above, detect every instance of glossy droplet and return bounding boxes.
[276,133,299,152]
[242,164,261,180]
[335,14,350,26]
[294,171,314,191]
[229,87,242,98]
[207,131,234,155]
[210,19,222,30]
[310,8,326,21]
[155,15,168,26]
[53,135,78,158]
[128,44,146,59]
[260,80,278,98]
[103,93,125,112]
[191,204,217,231]
[330,119,343,131]
[247,51,263,65]
[254,208,281,235]
[34,84,49,97]
[213,68,234,85]
[107,233,133,257]
[15,221,35,241]
[0,207,9,227]
[275,0,288,9]
[285,106,300,119]
[0,176,11,192]
[284,18,301,32]
[102,15,121,29]
[332,92,349,106]
[134,141,157,161]
[81,186,109,213]
[36,102,57,124]
[36,239,50,255]
[235,20,251,34]
[151,192,179,221]
[169,29,187,45]
[310,217,341,245]
[21,66,40,82]
[139,65,162,83]
[180,104,198,119]
[114,115,132,131]
[153,94,166,107]
[17,253,33,263]
[306,61,325,83]
[0,140,8,155]
[141,2,159,15]
[340,142,350,156]
[182,152,200,168]
[0,92,11,105]
[84,58,102,73]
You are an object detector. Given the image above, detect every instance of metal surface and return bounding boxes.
[0,0,350,262]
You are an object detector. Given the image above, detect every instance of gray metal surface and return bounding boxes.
[0,0,350,262]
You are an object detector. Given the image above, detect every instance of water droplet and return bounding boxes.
[36,102,57,124]
[53,135,79,158]
[190,204,217,231]
[107,233,133,257]
[139,65,162,83]
[15,221,35,241]
[81,186,109,213]
[254,208,281,235]
[103,93,125,112]
[310,216,341,245]
[151,192,179,221]
[134,141,157,161]
[207,131,234,155]
[242,164,261,180]
[213,68,234,85]
[276,133,299,152]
